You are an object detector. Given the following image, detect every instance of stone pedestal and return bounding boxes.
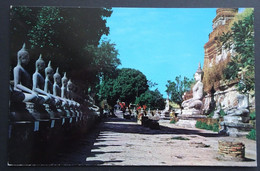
[219,121,253,137]
[176,114,206,128]
[26,102,41,120]
[43,104,60,119]
[160,110,170,120]
[181,108,202,115]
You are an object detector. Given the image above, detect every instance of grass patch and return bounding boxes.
[219,109,226,117]
[250,111,256,120]
[171,136,190,140]
[246,129,256,140]
[207,110,214,118]
[195,121,219,132]
[170,119,175,124]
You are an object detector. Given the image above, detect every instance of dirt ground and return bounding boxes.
[54,115,257,166]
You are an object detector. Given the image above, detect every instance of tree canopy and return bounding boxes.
[135,89,165,110]
[10,7,118,91]
[166,76,194,108]
[220,9,254,93]
[98,68,149,106]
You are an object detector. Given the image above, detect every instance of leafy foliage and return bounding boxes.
[219,109,226,117]
[135,89,165,110]
[207,110,215,118]
[250,111,256,120]
[220,9,254,93]
[170,119,175,124]
[99,68,149,106]
[166,76,194,108]
[195,121,219,132]
[10,7,115,91]
[84,40,121,85]
[246,129,256,140]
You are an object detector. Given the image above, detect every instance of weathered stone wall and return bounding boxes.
[203,84,255,114]
[201,8,256,114]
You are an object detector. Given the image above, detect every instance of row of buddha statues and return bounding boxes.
[10,43,89,121]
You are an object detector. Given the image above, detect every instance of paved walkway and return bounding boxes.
[53,116,257,166]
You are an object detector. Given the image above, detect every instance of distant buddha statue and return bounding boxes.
[67,79,73,100]
[182,63,204,112]
[53,68,61,97]
[44,61,54,94]
[153,109,161,121]
[44,61,62,105]
[32,54,52,103]
[61,72,68,99]
[13,43,38,103]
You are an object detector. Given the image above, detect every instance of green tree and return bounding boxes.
[135,89,165,110]
[99,68,149,106]
[10,7,113,86]
[220,9,254,93]
[166,76,194,108]
[85,40,121,80]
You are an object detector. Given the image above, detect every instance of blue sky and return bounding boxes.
[102,8,235,97]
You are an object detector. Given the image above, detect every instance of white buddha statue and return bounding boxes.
[181,63,204,114]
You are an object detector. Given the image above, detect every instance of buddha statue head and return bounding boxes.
[45,61,54,79]
[67,79,73,91]
[17,43,30,66]
[53,68,61,84]
[62,72,68,87]
[194,62,204,82]
[35,54,45,72]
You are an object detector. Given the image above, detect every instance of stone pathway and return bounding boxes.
[53,116,257,166]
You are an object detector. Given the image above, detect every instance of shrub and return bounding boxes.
[246,129,256,140]
[207,110,214,118]
[219,109,226,117]
[212,123,219,132]
[196,121,220,132]
[250,111,256,120]
[170,119,175,124]
[201,122,208,129]
[195,121,202,128]
[207,124,213,130]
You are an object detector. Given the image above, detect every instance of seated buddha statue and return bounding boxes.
[181,63,204,112]
[13,43,41,103]
[44,61,62,105]
[53,68,61,97]
[32,54,53,103]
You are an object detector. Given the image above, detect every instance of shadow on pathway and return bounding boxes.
[103,117,221,138]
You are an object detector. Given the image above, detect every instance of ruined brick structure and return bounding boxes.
[203,8,238,71]
[201,8,250,114]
